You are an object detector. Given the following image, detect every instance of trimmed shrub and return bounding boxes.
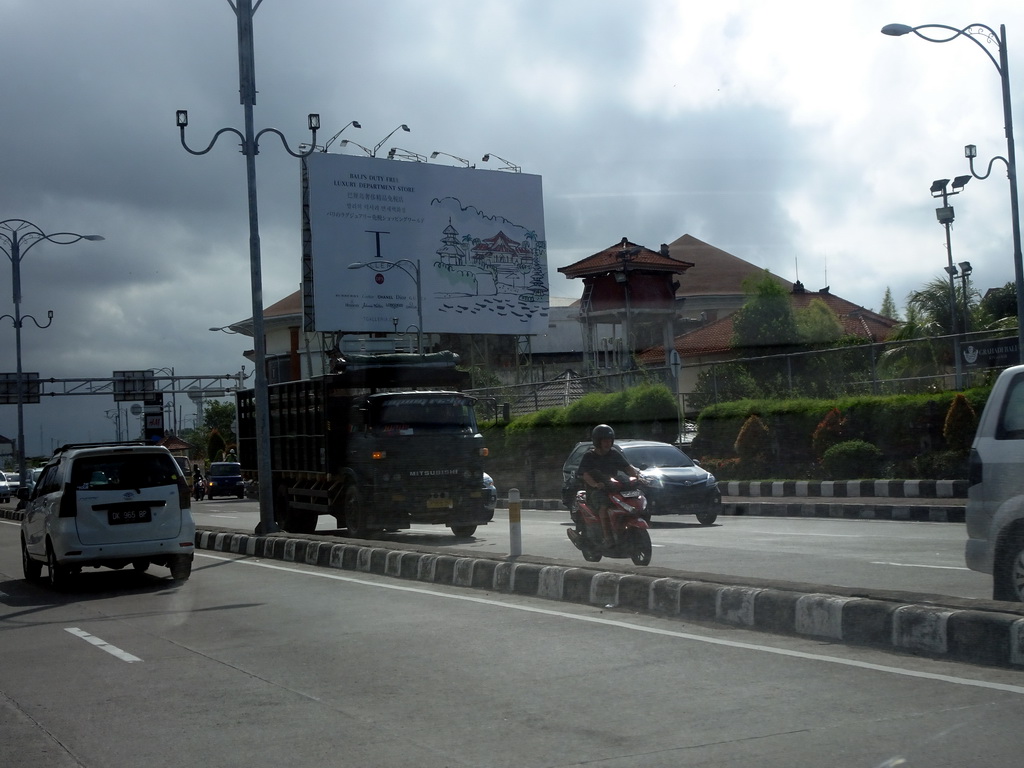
[734,414,771,477]
[821,440,883,480]
[942,393,977,454]
[812,407,846,460]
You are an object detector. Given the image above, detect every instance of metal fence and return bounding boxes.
[468,329,1020,419]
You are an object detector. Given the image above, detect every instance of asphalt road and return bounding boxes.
[189,498,993,600]
[1,521,1022,768]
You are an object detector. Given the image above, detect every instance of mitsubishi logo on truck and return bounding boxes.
[409,469,461,477]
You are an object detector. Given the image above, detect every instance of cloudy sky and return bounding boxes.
[1,0,1022,455]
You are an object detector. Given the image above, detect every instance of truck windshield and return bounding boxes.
[370,395,478,435]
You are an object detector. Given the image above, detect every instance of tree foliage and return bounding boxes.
[731,272,800,351]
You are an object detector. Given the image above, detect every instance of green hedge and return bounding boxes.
[691,386,992,479]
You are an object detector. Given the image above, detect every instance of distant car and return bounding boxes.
[206,461,245,499]
[561,439,721,525]
[0,472,11,503]
[20,442,195,589]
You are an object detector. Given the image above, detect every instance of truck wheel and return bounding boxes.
[344,482,372,538]
[993,529,1024,602]
[450,525,477,537]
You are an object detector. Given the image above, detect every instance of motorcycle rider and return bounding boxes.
[192,463,204,500]
[578,424,642,548]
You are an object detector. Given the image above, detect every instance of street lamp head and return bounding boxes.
[308,113,321,131]
[965,144,978,159]
[83,235,105,242]
[959,261,973,276]
[930,178,950,194]
[881,23,913,36]
[351,120,362,129]
[952,175,971,191]
[176,110,188,127]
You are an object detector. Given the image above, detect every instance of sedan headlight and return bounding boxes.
[639,470,664,489]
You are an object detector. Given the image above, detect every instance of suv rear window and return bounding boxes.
[71,454,180,491]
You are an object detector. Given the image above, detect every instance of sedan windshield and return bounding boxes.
[621,444,695,469]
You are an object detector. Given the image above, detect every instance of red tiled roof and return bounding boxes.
[558,237,694,279]
[666,234,793,297]
[638,286,898,363]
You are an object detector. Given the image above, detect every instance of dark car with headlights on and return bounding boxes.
[561,439,720,525]
[206,461,245,499]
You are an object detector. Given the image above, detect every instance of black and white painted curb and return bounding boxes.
[196,528,1024,670]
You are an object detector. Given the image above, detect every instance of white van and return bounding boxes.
[20,443,195,589]
[965,363,1024,601]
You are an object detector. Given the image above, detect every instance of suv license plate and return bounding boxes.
[109,508,152,525]
[426,497,452,510]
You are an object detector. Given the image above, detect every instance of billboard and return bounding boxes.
[302,152,548,335]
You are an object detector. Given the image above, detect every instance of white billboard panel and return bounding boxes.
[303,152,548,335]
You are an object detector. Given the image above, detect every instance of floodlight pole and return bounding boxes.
[177,0,319,534]
[883,22,1024,362]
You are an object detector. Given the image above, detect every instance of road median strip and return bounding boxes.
[195,527,1024,671]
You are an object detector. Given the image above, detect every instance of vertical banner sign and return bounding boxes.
[302,153,548,335]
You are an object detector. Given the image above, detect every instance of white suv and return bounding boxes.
[20,443,196,589]
[966,363,1024,601]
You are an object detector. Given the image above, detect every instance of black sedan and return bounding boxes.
[561,439,720,525]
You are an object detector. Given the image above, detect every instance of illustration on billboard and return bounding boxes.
[302,152,548,336]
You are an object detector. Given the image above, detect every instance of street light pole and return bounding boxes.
[882,22,1024,363]
[0,220,103,481]
[177,0,319,535]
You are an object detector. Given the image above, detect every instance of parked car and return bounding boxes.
[206,461,245,499]
[20,442,195,589]
[966,363,1024,601]
[561,439,721,525]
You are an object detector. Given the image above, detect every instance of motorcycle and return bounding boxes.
[193,476,206,501]
[567,473,652,566]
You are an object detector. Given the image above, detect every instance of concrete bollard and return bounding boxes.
[508,487,522,557]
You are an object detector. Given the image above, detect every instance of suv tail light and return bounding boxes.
[177,474,192,509]
[58,482,77,518]
[968,447,983,487]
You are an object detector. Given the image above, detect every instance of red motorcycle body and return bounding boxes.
[567,476,653,566]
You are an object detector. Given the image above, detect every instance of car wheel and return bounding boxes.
[46,542,72,591]
[993,528,1024,602]
[170,554,192,581]
[450,525,477,537]
[696,492,721,526]
[630,527,653,566]
[22,535,42,582]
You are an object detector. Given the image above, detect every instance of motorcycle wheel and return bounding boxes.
[582,547,602,562]
[630,527,652,566]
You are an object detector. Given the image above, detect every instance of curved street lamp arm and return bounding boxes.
[21,310,54,329]
[967,151,1010,181]
[254,127,319,158]
[178,125,247,156]
[904,23,1002,72]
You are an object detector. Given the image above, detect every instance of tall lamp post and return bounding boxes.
[347,258,423,353]
[0,220,103,481]
[930,176,970,386]
[176,0,319,535]
[882,22,1024,363]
